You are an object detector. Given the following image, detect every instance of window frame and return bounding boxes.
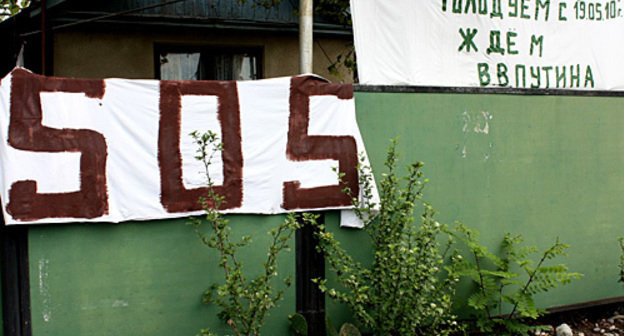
[154,44,264,80]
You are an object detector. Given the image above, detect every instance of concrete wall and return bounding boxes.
[52,27,355,82]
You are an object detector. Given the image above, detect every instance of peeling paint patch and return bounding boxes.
[459,110,494,160]
[473,111,492,134]
[462,110,470,133]
[112,300,129,308]
[81,299,129,311]
[80,303,97,311]
[38,258,51,322]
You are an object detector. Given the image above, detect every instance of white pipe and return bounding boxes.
[299,0,313,74]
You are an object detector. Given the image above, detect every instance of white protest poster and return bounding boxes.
[351,0,624,89]
[0,68,377,227]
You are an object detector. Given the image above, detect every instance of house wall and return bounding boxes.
[29,216,297,336]
[52,28,355,82]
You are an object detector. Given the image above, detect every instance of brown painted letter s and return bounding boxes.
[7,69,108,221]
[283,76,358,210]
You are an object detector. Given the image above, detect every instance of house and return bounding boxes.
[0,1,353,335]
[3,2,624,336]
[0,0,354,81]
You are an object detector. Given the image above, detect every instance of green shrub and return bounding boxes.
[312,139,461,336]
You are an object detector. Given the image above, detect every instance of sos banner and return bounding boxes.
[0,68,376,227]
[351,0,624,89]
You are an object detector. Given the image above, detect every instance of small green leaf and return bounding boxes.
[288,313,308,336]
[338,323,361,336]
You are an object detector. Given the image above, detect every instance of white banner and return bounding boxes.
[0,68,377,227]
[351,0,624,89]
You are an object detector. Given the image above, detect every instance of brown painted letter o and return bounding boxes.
[158,80,243,212]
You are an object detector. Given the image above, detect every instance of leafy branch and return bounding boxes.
[190,130,306,336]
[618,237,624,286]
[0,0,30,20]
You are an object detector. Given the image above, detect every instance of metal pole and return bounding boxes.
[297,6,326,336]
[41,0,47,75]
[299,0,313,74]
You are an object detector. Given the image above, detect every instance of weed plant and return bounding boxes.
[189,130,309,336]
[451,223,582,335]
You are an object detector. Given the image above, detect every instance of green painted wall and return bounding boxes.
[358,91,623,304]
[26,90,624,334]
[324,91,624,326]
[28,215,295,336]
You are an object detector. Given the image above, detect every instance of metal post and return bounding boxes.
[299,0,313,74]
[298,5,325,336]
[41,0,47,75]
[296,213,326,336]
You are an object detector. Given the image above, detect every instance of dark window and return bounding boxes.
[155,45,263,81]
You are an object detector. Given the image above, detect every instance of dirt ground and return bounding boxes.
[530,302,624,336]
